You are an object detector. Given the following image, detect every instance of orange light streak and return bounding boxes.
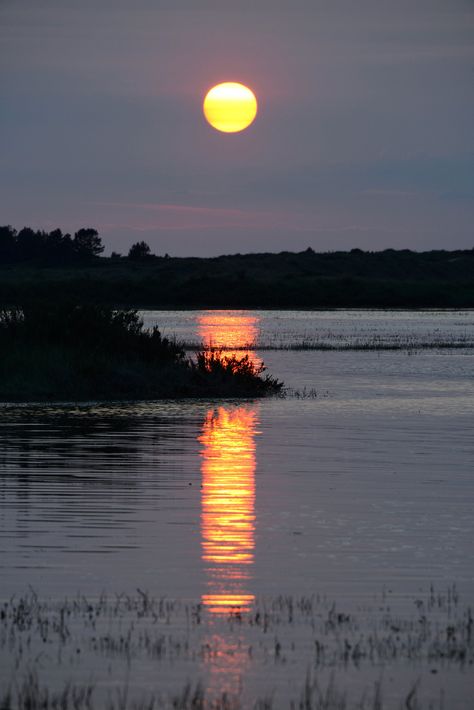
[199,405,258,615]
[197,311,261,618]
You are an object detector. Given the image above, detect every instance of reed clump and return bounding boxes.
[193,350,282,396]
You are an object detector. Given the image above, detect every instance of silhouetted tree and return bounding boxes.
[45,228,63,249]
[73,228,104,258]
[16,227,43,260]
[44,229,74,262]
[128,241,152,260]
[0,225,17,263]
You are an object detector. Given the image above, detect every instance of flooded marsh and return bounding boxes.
[1,587,473,709]
[1,310,473,708]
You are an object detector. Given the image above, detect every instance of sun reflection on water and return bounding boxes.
[199,405,258,615]
[197,311,261,699]
[197,310,261,365]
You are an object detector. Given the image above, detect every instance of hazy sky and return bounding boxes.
[1,0,473,255]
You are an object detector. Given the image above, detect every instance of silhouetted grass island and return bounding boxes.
[0,304,282,402]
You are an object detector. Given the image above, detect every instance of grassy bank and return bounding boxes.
[1,247,473,308]
[0,304,282,401]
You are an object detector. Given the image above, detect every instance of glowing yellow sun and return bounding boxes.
[203,82,258,133]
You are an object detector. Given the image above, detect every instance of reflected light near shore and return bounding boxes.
[197,310,261,367]
[199,406,258,615]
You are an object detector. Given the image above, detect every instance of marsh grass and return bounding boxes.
[0,675,424,710]
[0,587,471,709]
[180,338,474,353]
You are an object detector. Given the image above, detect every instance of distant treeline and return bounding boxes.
[0,225,154,264]
[0,225,105,263]
[1,225,473,308]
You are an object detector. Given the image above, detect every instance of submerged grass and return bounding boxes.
[0,674,427,710]
[0,587,471,709]
[0,304,282,401]
[180,339,474,353]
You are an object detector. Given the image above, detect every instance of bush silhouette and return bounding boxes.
[0,303,282,400]
[128,241,152,260]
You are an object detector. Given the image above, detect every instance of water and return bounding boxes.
[141,308,474,349]
[1,310,473,708]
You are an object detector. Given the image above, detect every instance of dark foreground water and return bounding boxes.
[1,310,473,708]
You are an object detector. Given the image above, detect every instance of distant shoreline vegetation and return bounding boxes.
[1,225,474,309]
[0,304,282,402]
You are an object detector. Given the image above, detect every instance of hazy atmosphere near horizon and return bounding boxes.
[1,0,473,255]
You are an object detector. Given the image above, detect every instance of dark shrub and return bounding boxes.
[128,241,152,260]
[0,304,282,400]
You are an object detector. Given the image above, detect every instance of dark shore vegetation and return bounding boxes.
[0,303,282,402]
[1,225,473,308]
[0,586,471,709]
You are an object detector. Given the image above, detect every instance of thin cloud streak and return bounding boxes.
[90,201,391,235]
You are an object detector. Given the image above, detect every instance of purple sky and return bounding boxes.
[1,0,473,256]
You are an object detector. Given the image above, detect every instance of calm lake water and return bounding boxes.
[1,310,473,708]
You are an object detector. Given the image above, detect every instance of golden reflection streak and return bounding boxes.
[197,311,260,700]
[199,405,258,615]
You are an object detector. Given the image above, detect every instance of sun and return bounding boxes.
[203,82,258,133]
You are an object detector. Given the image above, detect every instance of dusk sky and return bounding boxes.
[1,0,473,256]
